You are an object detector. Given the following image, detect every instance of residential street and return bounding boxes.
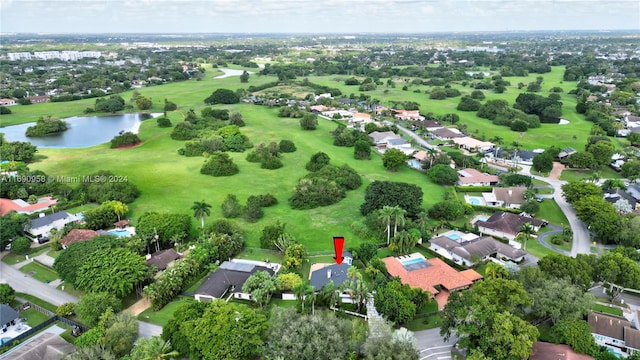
[0,255,162,339]
[414,328,457,360]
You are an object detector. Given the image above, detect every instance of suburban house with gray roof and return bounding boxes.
[8,332,75,360]
[476,211,544,241]
[589,312,640,357]
[27,211,79,240]
[604,189,638,210]
[368,131,400,145]
[309,252,353,290]
[430,234,527,266]
[481,187,527,209]
[194,260,280,302]
[0,304,20,330]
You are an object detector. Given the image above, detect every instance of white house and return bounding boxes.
[457,168,500,187]
[588,313,640,357]
[27,211,80,240]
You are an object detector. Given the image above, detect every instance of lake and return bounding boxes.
[0,113,155,148]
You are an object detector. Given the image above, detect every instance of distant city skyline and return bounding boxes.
[1,0,639,34]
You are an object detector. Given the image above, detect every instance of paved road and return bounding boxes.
[392,123,440,151]
[535,224,570,256]
[0,255,162,339]
[414,328,457,360]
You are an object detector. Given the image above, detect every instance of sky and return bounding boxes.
[1,0,639,34]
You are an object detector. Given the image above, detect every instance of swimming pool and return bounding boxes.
[109,229,132,237]
[0,337,11,345]
[401,258,425,266]
[408,159,422,169]
[447,233,461,241]
[469,198,480,205]
[477,216,489,222]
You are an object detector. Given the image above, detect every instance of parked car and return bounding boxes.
[536,197,544,203]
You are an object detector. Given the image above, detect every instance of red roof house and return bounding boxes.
[60,229,100,248]
[0,197,58,216]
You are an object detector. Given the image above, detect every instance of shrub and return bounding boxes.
[11,237,31,255]
[25,116,68,137]
[279,140,296,153]
[289,178,346,209]
[170,121,198,140]
[204,89,239,104]
[261,155,283,169]
[221,194,243,218]
[200,152,239,177]
[244,196,264,222]
[299,113,318,130]
[306,152,330,172]
[256,194,278,207]
[110,132,141,149]
[156,117,172,127]
[163,99,177,111]
[428,200,466,220]
[56,302,77,317]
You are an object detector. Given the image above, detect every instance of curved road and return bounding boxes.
[0,257,162,338]
[391,121,592,257]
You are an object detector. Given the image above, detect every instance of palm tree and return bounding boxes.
[293,281,314,313]
[390,206,407,239]
[485,262,509,280]
[190,200,212,237]
[416,211,430,240]
[518,222,536,250]
[378,206,394,245]
[130,336,179,360]
[426,147,439,169]
[490,136,504,146]
[111,201,127,222]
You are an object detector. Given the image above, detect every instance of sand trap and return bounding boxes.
[558,119,570,125]
[214,68,255,79]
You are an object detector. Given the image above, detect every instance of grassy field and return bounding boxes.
[21,308,51,327]
[19,261,59,283]
[137,296,192,327]
[29,104,446,252]
[537,199,568,226]
[559,167,623,181]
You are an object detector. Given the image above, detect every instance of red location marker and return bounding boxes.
[333,236,345,264]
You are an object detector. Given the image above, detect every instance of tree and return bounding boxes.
[374,279,417,325]
[390,206,407,239]
[136,96,152,110]
[378,206,394,245]
[200,151,239,176]
[63,345,117,360]
[75,248,147,298]
[553,319,596,355]
[164,299,267,360]
[102,312,139,358]
[277,272,302,291]
[300,113,319,130]
[76,292,122,327]
[294,281,315,313]
[242,270,280,307]
[103,200,128,222]
[0,284,15,304]
[484,262,509,280]
[587,141,615,167]
[428,200,466,221]
[532,151,554,173]
[25,116,68,137]
[428,164,458,185]
[110,132,141,148]
[518,222,536,250]
[363,326,419,360]
[191,200,212,237]
[567,151,596,169]
[130,336,179,360]
[529,278,594,325]
[354,140,371,160]
[204,88,239,104]
[229,111,245,127]
[361,181,424,218]
[11,236,31,255]
[562,181,603,204]
[305,152,330,172]
[621,160,640,181]
[382,149,407,172]
[239,70,250,83]
[136,212,191,250]
[163,99,177,112]
[284,243,307,270]
[520,200,540,215]
[264,307,366,360]
[221,194,243,218]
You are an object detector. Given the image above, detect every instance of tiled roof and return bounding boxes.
[146,249,182,271]
[492,187,526,205]
[0,197,57,216]
[60,229,99,247]
[457,168,499,184]
[625,327,640,350]
[588,313,629,341]
[381,255,480,294]
[478,211,543,236]
[529,342,594,360]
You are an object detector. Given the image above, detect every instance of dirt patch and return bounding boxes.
[112,142,144,150]
[548,161,564,180]
[125,298,151,316]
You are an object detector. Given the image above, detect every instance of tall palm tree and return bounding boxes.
[416,211,430,239]
[190,200,212,238]
[111,201,128,222]
[426,147,439,169]
[293,281,314,313]
[378,206,394,245]
[391,206,407,239]
[131,336,179,360]
[485,262,509,280]
[518,222,536,250]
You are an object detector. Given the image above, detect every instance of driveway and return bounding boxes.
[414,328,457,360]
[535,224,570,256]
[0,256,162,339]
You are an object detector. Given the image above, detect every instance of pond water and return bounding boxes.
[0,113,156,148]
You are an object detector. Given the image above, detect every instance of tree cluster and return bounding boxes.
[361,181,424,218]
[109,131,141,149]
[25,116,68,137]
[75,170,140,204]
[289,158,362,209]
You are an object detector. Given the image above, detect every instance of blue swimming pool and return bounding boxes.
[469,198,480,205]
[477,216,489,222]
[401,258,425,266]
[108,229,132,237]
[447,234,461,240]
[408,159,421,169]
[0,337,12,345]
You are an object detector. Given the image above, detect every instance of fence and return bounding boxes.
[1,301,89,350]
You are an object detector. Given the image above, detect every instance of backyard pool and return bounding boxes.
[469,198,480,205]
[407,159,422,169]
[0,337,11,345]
[401,258,425,266]
[108,229,132,237]
[447,233,461,241]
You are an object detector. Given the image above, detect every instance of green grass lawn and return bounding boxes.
[537,199,568,226]
[63,203,99,215]
[15,293,58,312]
[21,308,51,326]
[29,103,445,253]
[521,238,558,259]
[559,167,622,182]
[237,247,284,264]
[57,282,85,298]
[18,261,59,283]
[405,312,443,331]
[2,244,50,265]
[592,303,624,317]
[137,296,192,327]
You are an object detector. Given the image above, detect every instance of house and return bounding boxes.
[27,211,80,240]
[558,147,577,160]
[604,189,638,210]
[352,112,373,124]
[60,229,99,249]
[394,109,424,121]
[417,120,442,131]
[368,131,400,145]
[382,253,482,309]
[0,304,20,330]
[451,137,495,153]
[0,98,16,106]
[146,248,182,272]
[626,184,640,203]
[479,187,527,209]
[476,211,543,241]
[194,260,280,301]
[430,127,463,140]
[309,252,353,290]
[25,96,49,104]
[457,168,499,187]
[8,332,75,360]
[588,312,640,357]
[0,196,58,216]
[430,232,527,266]
[386,137,413,153]
[529,342,594,360]
[310,105,329,113]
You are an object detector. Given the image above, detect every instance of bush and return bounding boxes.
[428,200,466,220]
[204,89,239,104]
[279,140,296,153]
[56,302,77,317]
[306,152,330,171]
[289,178,346,209]
[256,194,278,207]
[170,121,197,140]
[25,116,68,137]
[156,117,172,127]
[206,219,240,236]
[110,132,141,149]
[428,164,459,185]
[0,106,11,115]
[200,152,239,177]
[164,99,178,111]
[299,113,319,130]
[261,155,283,169]
[221,194,243,218]
[11,237,31,255]
[244,196,264,222]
